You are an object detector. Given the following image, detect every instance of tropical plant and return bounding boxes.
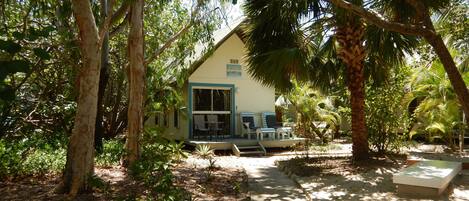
[195,144,217,181]
[328,0,469,130]
[243,0,417,160]
[406,55,469,150]
[287,82,341,144]
[365,67,411,154]
[131,127,190,200]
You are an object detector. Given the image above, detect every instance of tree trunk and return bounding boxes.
[329,0,469,129]
[59,0,101,197]
[95,0,110,153]
[425,33,469,125]
[336,23,369,161]
[123,0,144,168]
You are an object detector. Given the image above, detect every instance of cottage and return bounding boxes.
[148,20,304,153]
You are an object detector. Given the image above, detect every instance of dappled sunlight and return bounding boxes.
[279,156,469,200]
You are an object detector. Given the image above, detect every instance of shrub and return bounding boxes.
[0,138,66,177]
[22,147,66,174]
[365,68,411,154]
[195,145,217,181]
[131,127,189,200]
[95,139,125,167]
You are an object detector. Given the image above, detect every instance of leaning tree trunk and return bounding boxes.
[123,0,144,168]
[95,0,110,153]
[59,0,101,197]
[329,0,469,131]
[336,22,369,161]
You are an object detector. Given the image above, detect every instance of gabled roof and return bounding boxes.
[187,18,246,75]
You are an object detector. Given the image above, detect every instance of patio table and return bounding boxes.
[256,128,276,140]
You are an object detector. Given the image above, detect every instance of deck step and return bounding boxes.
[239,150,265,155]
[237,146,261,150]
[232,142,266,157]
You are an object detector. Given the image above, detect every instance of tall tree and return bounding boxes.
[243,0,416,160]
[333,0,369,160]
[95,0,110,153]
[123,0,145,167]
[58,0,128,196]
[59,0,103,196]
[328,0,469,126]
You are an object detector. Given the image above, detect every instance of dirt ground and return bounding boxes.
[0,162,249,201]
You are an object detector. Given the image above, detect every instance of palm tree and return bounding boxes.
[243,0,417,160]
[329,0,469,130]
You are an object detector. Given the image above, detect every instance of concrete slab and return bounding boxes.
[393,160,462,196]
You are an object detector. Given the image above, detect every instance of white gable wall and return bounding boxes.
[189,34,275,136]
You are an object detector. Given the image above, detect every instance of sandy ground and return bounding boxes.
[277,156,469,201]
[195,141,469,201]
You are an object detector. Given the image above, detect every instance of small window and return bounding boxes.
[163,112,168,127]
[173,110,179,128]
[230,59,239,64]
[154,114,159,125]
[227,64,241,77]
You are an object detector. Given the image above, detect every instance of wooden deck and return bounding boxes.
[185,137,306,150]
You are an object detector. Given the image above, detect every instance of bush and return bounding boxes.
[95,139,125,167]
[0,139,23,177]
[131,127,189,200]
[365,68,411,154]
[0,138,66,177]
[22,148,66,174]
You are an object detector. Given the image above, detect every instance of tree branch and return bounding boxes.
[109,13,129,38]
[143,3,202,66]
[328,0,433,37]
[110,0,130,25]
[98,0,116,47]
[144,23,193,66]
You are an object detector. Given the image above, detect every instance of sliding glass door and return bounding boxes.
[190,85,233,139]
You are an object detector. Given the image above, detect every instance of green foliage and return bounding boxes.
[286,81,341,143]
[95,139,125,167]
[195,144,214,159]
[437,0,469,53]
[131,127,189,200]
[365,67,411,153]
[195,145,217,182]
[405,55,469,148]
[0,138,66,178]
[22,148,66,174]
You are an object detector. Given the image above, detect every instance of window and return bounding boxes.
[192,87,232,139]
[154,114,159,125]
[193,88,231,112]
[173,110,179,128]
[163,112,168,127]
[227,59,241,78]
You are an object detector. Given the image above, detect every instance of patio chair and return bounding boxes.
[193,115,209,139]
[261,112,295,139]
[240,112,275,140]
[207,114,224,140]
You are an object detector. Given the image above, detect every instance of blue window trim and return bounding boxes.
[188,82,236,139]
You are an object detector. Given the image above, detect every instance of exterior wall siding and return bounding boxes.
[147,34,275,140]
